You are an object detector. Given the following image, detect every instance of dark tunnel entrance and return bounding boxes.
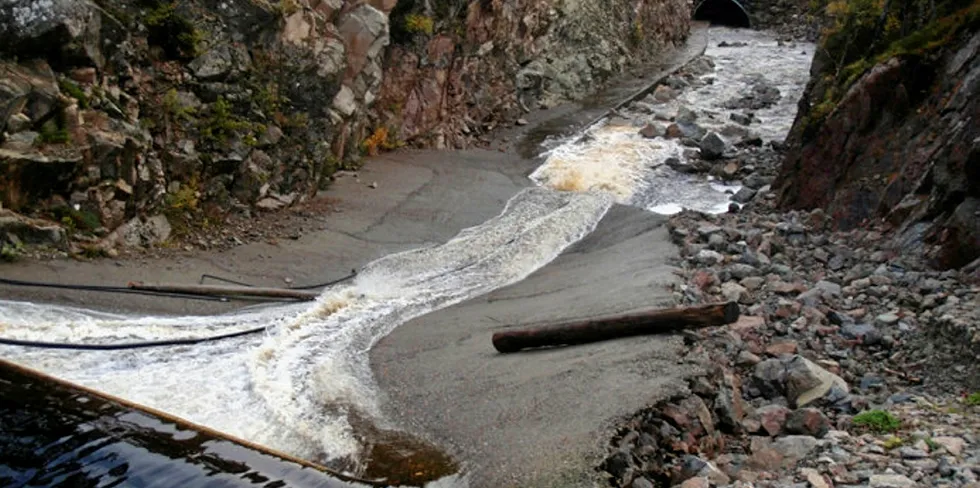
[693,0,752,27]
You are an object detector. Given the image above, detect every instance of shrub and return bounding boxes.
[966,392,980,406]
[1,242,24,262]
[145,1,202,59]
[59,79,89,109]
[199,98,254,147]
[852,409,902,433]
[361,126,400,156]
[404,14,434,35]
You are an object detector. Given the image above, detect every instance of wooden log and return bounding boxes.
[128,282,321,301]
[492,302,739,353]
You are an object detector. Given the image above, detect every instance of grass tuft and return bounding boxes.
[852,409,902,433]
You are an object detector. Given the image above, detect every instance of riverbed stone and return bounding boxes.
[700,132,726,160]
[783,354,849,407]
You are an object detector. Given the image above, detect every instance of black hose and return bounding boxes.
[292,270,358,289]
[0,325,267,350]
[198,274,255,287]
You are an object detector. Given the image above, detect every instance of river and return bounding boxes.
[0,26,814,486]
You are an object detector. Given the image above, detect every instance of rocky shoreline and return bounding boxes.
[597,59,980,486]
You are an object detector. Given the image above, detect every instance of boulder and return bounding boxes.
[0,209,66,248]
[665,122,706,140]
[751,358,787,399]
[188,44,252,81]
[783,355,849,407]
[0,0,104,68]
[0,148,82,212]
[110,215,171,248]
[0,60,61,134]
[714,369,747,430]
[232,150,275,203]
[749,405,790,436]
[784,408,830,437]
[639,123,663,139]
[699,132,726,160]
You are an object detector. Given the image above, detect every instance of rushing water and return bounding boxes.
[0,27,814,484]
[533,27,813,214]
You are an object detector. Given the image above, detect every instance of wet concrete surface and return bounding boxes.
[0,150,535,316]
[0,24,711,488]
[370,205,698,488]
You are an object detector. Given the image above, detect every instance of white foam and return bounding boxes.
[0,27,814,483]
[532,27,814,215]
[0,188,612,471]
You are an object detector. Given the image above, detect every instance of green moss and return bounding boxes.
[404,14,435,35]
[199,97,258,147]
[59,79,89,109]
[274,0,301,17]
[630,20,645,46]
[51,206,101,232]
[966,392,980,406]
[852,409,902,433]
[145,1,202,60]
[803,0,980,134]
[1,241,24,262]
[252,82,283,115]
[163,88,196,122]
[38,119,70,144]
[883,435,904,449]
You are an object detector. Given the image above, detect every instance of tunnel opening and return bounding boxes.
[693,0,752,27]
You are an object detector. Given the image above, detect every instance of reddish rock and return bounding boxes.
[680,477,709,488]
[785,408,831,438]
[747,436,784,470]
[766,341,799,356]
[847,308,868,319]
[692,270,718,290]
[715,369,747,430]
[639,123,663,139]
[731,315,765,334]
[70,67,97,84]
[680,395,715,437]
[752,405,790,436]
[776,31,980,268]
[771,281,805,295]
[661,403,693,430]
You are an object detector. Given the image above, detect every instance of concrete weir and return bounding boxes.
[370,205,700,487]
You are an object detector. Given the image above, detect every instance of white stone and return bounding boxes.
[869,474,916,488]
[332,85,357,116]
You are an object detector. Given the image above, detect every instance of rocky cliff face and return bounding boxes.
[0,0,691,255]
[375,0,690,148]
[0,0,394,253]
[775,0,980,270]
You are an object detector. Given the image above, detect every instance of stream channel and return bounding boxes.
[0,26,814,487]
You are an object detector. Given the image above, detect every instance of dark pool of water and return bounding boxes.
[0,361,368,488]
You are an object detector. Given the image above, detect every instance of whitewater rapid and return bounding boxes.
[1,188,613,466]
[533,27,813,214]
[0,26,814,481]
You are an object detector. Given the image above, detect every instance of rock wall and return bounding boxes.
[0,0,691,253]
[775,0,980,269]
[0,0,394,251]
[374,0,691,148]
